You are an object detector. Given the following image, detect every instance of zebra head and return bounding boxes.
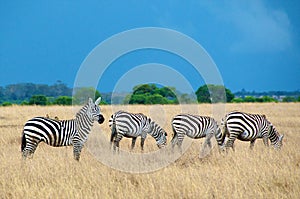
[156,126,168,149]
[268,124,284,150]
[87,97,105,124]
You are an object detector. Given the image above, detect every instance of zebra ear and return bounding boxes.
[88,98,93,105]
[95,97,101,105]
[279,134,284,141]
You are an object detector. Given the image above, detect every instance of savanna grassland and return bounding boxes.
[0,103,299,199]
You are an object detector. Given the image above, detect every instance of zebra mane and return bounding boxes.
[76,103,89,119]
[148,118,166,136]
[75,102,94,126]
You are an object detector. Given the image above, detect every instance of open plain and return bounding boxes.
[0,103,299,198]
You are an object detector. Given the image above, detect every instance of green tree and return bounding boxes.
[282,96,297,102]
[1,102,12,106]
[231,98,244,103]
[195,84,234,103]
[29,95,48,105]
[145,94,169,104]
[54,96,73,105]
[133,84,157,95]
[157,86,176,98]
[261,96,277,102]
[128,84,177,104]
[73,87,102,104]
[195,85,211,103]
[178,94,196,104]
[243,96,257,102]
[129,94,148,104]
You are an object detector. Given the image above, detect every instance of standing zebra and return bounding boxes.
[109,111,167,152]
[21,97,105,161]
[171,114,225,155]
[222,111,284,150]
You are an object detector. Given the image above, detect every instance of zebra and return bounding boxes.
[222,111,284,150]
[21,97,105,161]
[171,114,225,155]
[109,111,167,152]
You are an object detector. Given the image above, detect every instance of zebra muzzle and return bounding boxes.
[97,114,105,124]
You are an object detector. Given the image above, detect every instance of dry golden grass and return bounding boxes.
[0,103,299,198]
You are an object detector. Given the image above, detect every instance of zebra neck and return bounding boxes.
[148,122,162,141]
[75,105,94,133]
[269,131,279,145]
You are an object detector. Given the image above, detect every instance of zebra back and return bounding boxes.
[172,114,219,139]
[23,117,74,147]
[109,111,167,148]
[223,111,284,149]
[224,111,268,135]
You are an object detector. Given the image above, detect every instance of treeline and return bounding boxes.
[0,81,71,104]
[0,82,299,106]
[0,84,103,106]
[235,89,300,98]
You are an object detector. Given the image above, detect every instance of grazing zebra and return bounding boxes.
[222,111,284,150]
[171,114,225,155]
[109,111,167,152]
[21,97,105,161]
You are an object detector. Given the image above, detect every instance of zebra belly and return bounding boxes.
[117,126,141,138]
[237,130,261,141]
[123,134,139,138]
[186,129,206,139]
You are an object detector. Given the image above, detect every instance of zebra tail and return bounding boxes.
[110,115,117,143]
[21,132,26,152]
[220,116,229,144]
[171,125,177,144]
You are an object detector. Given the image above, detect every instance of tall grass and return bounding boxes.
[0,103,299,198]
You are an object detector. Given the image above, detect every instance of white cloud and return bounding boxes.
[204,0,293,53]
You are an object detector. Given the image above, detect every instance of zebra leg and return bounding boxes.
[262,136,269,147]
[73,142,83,161]
[110,124,117,149]
[131,137,137,151]
[225,133,238,152]
[176,136,184,154]
[171,131,178,151]
[250,139,256,150]
[110,133,115,149]
[113,134,123,153]
[200,133,213,157]
[141,137,145,152]
[22,140,39,160]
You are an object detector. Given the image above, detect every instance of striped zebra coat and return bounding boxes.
[171,114,225,154]
[109,111,167,152]
[222,111,284,150]
[21,97,105,161]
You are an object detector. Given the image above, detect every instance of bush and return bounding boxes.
[195,84,234,103]
[128,84,177,104]
[54,96,72,105]
[282,96,297,102]
[29,95,47,105]
[1,102,12,106]
[231,98,244,103]
[261,96,277,102]
[21,101,29,105]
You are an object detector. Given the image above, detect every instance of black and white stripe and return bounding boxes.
[171,114,225,154]
[109,111,167,151]
[21,97,105,161]
[222,111,284,150]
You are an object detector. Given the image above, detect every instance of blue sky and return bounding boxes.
[0,0,299,93]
